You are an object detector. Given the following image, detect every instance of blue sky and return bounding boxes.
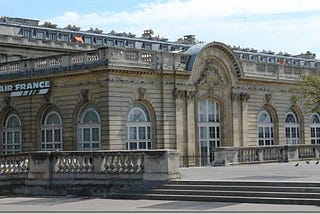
[1,0,320,57]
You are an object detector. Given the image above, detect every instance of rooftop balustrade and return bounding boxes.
[0,47,189,80]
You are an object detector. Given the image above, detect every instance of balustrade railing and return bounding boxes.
[210,144,320,166]
[180,145,320,167]
[0,150,179,182]
[0,47,188,79]
[0,153,30,174]
[102,152,144,174]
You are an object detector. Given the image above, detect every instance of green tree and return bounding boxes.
[293,74,320,113]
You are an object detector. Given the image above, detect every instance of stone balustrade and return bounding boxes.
[0,47,189,80]
[212,145,320,166]
[0,150,180,197]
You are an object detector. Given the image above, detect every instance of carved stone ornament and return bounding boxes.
[138,87,146,99]
[197,59,223,87]
[186,90,197,100]
[290,95,297,107]
[43,93,50,104]
[265,93,272,104]
[242,93,250,102]
[81,89,89,102]
[232,92,250,102]
[173,88,185,99]
[4,96,10,106]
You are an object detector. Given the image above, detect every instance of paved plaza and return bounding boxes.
[1,161,320,213]
[180,160,320,182]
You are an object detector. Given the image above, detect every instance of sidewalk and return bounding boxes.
[0,196,319,212]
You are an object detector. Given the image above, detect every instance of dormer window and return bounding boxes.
[23,29,31,38]
[143,43,152,50]
[48,33,57,41]
[84,37,92,44]
[116,40,124,47]
[127,41,135,48]
[60,34,70,42]
[36,31,44,39]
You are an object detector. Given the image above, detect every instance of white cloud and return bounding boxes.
[48,0,320,56]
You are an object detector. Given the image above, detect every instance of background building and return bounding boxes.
[0,16,319,166]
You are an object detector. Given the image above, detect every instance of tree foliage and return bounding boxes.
[293,74,320,113]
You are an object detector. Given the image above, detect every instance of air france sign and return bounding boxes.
[0,80,50,97]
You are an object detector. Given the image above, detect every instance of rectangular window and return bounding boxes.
[285,127,290,138]
[209,127,215,138]
[83,128,91,141]
[41,130,45,142]
[200,127,207,139]
[7,132,13,144]
[216,127,220,138]
[54,129,61,142]
[208,114,215,122]
[129,127,137,140]
[147,127,151,139]
[46,130,53,142]
[258,127,263,138]
[130,142,137,150]
[14,132,20,144]
[139,127,146,140]
[291,127,296,138]
[265,127,270,138]
[316,127,320,138]
[139,142,146,149]
[92,128,99,141]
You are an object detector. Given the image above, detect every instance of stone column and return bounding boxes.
[241,93,250,147]
[186,90,197,166]
[174,89,187,166]
[232,92,242,147]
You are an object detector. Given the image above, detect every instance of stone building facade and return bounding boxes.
[0,16,320,166]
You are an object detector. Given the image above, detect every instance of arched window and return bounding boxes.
[310,113,320,144]
[41,111,63,151]
[198,98,220,166]
[3,114,21,154]
[126,104,151,150]
[257,110,274,146]
[77,107,101,150]
[285,111,300,144]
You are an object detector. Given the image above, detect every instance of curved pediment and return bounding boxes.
[187,42,243,87]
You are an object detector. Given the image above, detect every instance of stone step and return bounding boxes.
[111,180,320,206]
[162,184,320,193]
[169,180,320,187]
[149,188,320,199]
[111,193,320,206]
